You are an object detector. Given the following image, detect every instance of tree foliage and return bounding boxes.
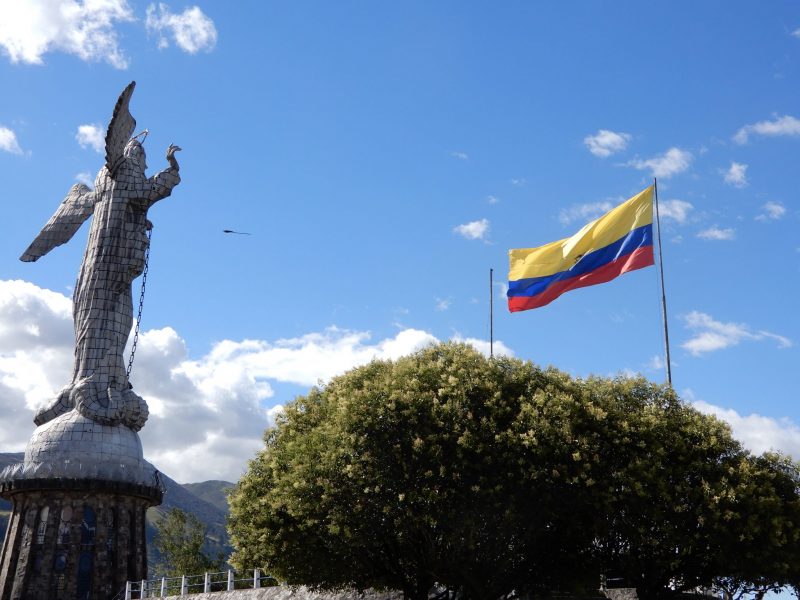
[228,343,800,599]
[153,508,224,578]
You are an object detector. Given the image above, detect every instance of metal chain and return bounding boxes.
[126,228,152,378]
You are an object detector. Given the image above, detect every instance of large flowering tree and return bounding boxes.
[228,343,800,599]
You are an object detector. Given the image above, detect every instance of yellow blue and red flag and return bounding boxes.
[507,185,655,312]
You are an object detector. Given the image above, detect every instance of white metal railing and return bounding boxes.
[121,569,277,598]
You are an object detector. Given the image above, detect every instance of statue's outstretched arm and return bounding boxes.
[20,184,97,262]
[146,144,181,206]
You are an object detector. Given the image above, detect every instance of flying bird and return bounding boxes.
[223,229,251,235]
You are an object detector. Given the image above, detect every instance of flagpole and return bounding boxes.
[489,268,494,358]
[653,178,673,387]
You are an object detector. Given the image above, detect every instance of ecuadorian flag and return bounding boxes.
[508,186,655,312]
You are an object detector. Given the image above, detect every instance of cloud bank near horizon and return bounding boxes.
[1,280,796,483]
[0,280,511,482]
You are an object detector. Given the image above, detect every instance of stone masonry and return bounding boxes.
[0,481,159,599]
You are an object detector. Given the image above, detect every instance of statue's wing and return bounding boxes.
[20,184,97,262]
[104,81,137,176]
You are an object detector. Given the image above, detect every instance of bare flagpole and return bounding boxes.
[489,268,494,358]
[653,178,673,387]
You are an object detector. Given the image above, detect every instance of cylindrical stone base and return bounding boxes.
[0,478,162,600]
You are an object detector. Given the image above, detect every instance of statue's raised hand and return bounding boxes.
[166,144,181,168]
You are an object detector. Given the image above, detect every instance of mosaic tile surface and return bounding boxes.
[19,81,180,433]
[2,82,178,486]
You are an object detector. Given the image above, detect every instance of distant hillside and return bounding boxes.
[0,453,24,540]
[0,453,23,528]
[147,471,233,572]
[0,453,24,471]
[0,452,234,574]
[182,480,234,513]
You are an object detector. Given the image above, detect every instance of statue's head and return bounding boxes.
[124,138,147,171]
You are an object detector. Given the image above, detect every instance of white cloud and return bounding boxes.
[75,124,104,152]
[0,281,74,449]
[681,310,792,357]
[756,201,786,222]
[723,161,748,187]
[452,336,514,358]
[693,400,800,460]
[0,126,23,154]
[0,279,513,482]
[145,3,217,53]
[450,151,468,160]
[75,172,93,186]
[510,178,526,187]
[658,199,693,224]
[558,201,614,225]
[0,0,134,69]
[697,226,735,241]
[177,327,441,393]
[793,28,800,39]
[647,355,665,371]
[561,197,692,227]
[583,129,632,158]
[486,195,499,204]
[454,218,489,240]
[495,281,509,300]
[266,404,285,427]
[734,115,800,144]
[435,297,451,311]
[625,147,692,178]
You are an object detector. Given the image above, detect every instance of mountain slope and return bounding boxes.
[0,453,24,471]
[182,480,233,514]
[0,453,23,533]
[147,472,233,571]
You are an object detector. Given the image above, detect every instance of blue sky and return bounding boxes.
[0,2,799,488]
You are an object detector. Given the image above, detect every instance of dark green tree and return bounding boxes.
[713,452,800,599]
[584,376,743,597]
[230,344,596,598]
[228,342,800,599]
[153,508,224,578]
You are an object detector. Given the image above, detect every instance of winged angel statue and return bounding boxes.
[20,81,180,432]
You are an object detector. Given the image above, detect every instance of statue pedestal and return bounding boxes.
[0,412,163,600]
